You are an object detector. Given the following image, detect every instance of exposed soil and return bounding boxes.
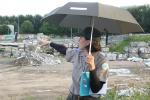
[0,57,149,100]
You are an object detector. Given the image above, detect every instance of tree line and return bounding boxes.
[127,5,150,33]
[0,15,71,36]
[0,5,150,35]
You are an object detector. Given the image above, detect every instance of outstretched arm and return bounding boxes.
[39,39,67,55]
[50,42,67,55]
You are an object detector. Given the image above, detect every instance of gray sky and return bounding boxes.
[0,0,150,16]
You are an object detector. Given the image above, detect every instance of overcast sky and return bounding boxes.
[0,0,150,16]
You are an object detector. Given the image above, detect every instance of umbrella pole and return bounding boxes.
[89,17,95,55]
[71,28,73,39]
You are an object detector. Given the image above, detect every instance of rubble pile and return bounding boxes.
[12,34,62,66]
[128,42,150,59]
[117,87,147,96]
[13,51,61,66]
[101,47,128,61]
[112,83,148,97]
[101,41,150,68]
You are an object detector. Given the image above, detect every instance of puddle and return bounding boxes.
[36,89,52,93]
[127,57,150,68]
[109,68,136,76]
[51,71,57,73]
[143,59,150,69]
[127,57,143,62]
[144,62,150,67]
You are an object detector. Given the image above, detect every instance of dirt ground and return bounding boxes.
[0,57,149,100]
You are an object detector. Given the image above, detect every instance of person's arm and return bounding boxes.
[50,42,67,55]
[90,69,105,93]
[87,54,108,93]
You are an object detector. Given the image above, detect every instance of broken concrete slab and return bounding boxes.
[101,47,109,52]
[144,62,150,67]
[138,47,150,54]
[117,88,134,96]
[130,42,148,47]
[128,53,139,58]
[139,54,150,59]
[127,57,143,62]
[130,42,138,47]
[105,53,117,61]
[137,42,148,47]
[128,47,138,53]
[117,54,127,60]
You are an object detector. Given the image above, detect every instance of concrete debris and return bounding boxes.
[138,47,150,54]
[117,87,148,96]
[143,58,150,62]
[139,54,150,59]
[130,42,138,47]
[148,41,150,46]
[103,52,128,61]
[127,57,150,68]
[128,47,138,53]
[138,47,150,59]
[106,35,128,45]
[117,88,134,96]
[130,42,148,47]
[137,42,148,47]
[117,54,127,60]
[124,47,129,52]
[123,41,150,59]
[128,53,139,58]
[127,57,143,62]
[13,35,62,66]
[101,47,109,52]
[105,53,117,61]
[144,62,150,67]
[13,52,61,66]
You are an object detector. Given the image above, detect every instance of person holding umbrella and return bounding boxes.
[40,27,109,100]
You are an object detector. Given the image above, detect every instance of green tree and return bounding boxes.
[0,25,9,35]
[128,5,150,32]
[21,20,34,34]
[40,21,71,36]
[33,15,42,33]
[39,22,52,34]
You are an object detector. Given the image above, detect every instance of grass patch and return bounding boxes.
[0,48,5,52]
[24,96,35,100]
[101,88,150,100]
[109,39,129,53]
[57,95,66,100]
[109,35,150,53]
[22,87,150,100]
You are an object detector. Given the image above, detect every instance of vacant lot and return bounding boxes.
[0,57,149,100]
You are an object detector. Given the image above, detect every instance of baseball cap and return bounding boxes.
[79,27,101,40]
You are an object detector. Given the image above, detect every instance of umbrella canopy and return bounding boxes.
[43,2,144,34]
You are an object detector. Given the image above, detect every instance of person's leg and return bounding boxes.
[67,94,101,100]
[79,96,100,100]
[66,93,81,100]
[66,93,72,100]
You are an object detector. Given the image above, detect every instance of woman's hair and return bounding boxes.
[85,39,101,52]
[81,27,101,52]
